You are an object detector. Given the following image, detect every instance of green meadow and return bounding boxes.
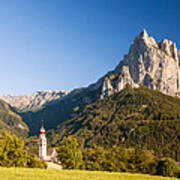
[0,167,178,180]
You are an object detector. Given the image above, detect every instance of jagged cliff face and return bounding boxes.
[99,30,180,98]
[0,90,70,110]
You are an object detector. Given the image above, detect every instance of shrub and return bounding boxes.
[135,149,157,174]
[156,158,180,177]
[27,156,47,168]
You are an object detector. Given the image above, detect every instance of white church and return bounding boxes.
[39,123,57,162]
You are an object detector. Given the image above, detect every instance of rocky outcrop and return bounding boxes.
[0,90,70,110]
[99,29,180,98]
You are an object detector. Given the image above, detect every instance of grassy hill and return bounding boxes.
[47,86,180,160]
[0,167,178,180]
[0,100,28,136]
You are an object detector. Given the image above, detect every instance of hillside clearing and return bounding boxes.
[0,167,178,180]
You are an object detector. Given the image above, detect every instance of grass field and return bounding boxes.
[0,167,178,180]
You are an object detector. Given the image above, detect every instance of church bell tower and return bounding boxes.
[39,121,47,160]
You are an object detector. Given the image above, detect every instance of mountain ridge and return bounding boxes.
[0,90,70,110]
[0,29,179,138]
[17,29,180,136]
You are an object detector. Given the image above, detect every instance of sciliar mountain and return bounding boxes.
[20,29,180,134]
[99,29,180,98]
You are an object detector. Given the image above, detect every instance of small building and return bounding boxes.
[46,148,58,162]
[39,122,58,163]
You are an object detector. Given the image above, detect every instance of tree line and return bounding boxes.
[57,136,180,178]
[0,132,179,178]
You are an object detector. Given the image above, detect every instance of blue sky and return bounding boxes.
[0,0,179,95]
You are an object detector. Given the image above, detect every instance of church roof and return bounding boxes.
[47,148,57,156]
[40,126,46,133]
[40,119,46,133]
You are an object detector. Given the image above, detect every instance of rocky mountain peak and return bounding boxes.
[138,29,149,40]
[133,29,158,48]
[98,29,180,98]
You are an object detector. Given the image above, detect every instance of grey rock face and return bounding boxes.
[0,90,70,110]
[100,29,180,98]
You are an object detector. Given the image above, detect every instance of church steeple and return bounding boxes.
[39,120,47,160]
[40,120,46,135]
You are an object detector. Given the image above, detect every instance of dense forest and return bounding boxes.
[47,86,180,161]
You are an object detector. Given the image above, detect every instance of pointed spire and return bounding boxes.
[139,29,149,39]
[41,119,44,128]
[40,119,45,133]
[132,28,158,47]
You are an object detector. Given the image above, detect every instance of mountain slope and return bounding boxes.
[0,90,70,110]
[48,86,180,160]
[22,87,100,135]
[22,29,180,136]
[0,100,28,136]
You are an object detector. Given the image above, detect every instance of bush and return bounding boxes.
[135,149,157,174]
[27,156,47,169]
[156,158,180,177]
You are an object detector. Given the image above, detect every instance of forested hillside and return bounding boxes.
[47,86,180,160]
[4,85,179,161]
[21,87,101,135]
[0,100,28,136]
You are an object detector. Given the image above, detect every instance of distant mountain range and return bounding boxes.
[0,90,70,110]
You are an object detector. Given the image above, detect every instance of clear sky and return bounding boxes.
[0,0,179,95]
